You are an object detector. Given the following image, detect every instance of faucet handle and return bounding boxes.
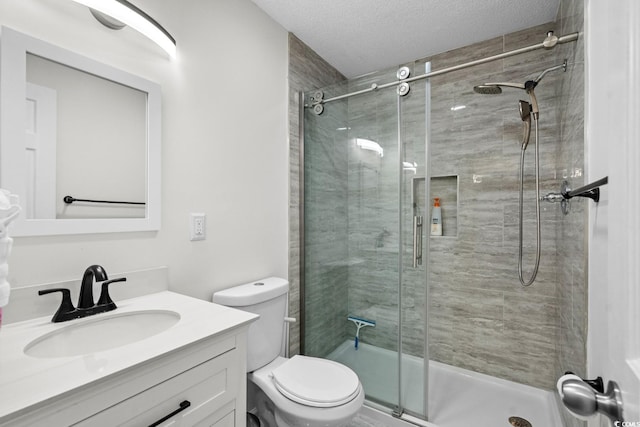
[97,277,126,311]
[38,288,78,322]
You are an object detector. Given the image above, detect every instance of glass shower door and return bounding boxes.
[302,66,428,420]
[342,84,402,411]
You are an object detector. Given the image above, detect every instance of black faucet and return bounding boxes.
[38,265,127,323]
[78,265,108,309]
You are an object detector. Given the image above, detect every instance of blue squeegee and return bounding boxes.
[347,316,376,350]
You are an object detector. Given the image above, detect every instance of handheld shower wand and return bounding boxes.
[518,100,532,150]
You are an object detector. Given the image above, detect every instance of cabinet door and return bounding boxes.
[210,409,235,427]
[75,349,239,427]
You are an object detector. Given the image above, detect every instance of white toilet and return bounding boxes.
[212,277,364,427]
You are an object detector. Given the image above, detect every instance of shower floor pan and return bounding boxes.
[328,340,562,427]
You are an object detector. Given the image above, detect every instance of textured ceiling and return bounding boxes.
[251,0,560,78]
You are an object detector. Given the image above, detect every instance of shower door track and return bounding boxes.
[309,32,578,106]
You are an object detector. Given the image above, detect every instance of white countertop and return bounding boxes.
[0,291,258,421]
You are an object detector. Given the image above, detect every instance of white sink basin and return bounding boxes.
[24,310,181,358]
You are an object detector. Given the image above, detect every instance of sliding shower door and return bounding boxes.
[398,64,429,418]
[302,64,429,420]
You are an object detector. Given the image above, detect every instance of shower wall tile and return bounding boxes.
[554,2,586,426]
[411,17,582,391]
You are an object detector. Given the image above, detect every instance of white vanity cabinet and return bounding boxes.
[6,331,248,427]
[0,292,257,427]
[6,331,247,427]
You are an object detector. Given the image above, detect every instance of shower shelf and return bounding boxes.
[428,175,458,237]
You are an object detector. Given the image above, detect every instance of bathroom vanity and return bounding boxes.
[0,291,257,426]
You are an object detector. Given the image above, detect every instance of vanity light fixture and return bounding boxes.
[69,0,176,58]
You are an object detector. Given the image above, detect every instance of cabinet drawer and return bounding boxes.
[209,408,235,427]
[75,348,240,427]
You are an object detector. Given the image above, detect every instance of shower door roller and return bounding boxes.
[312,90,324,102]
[396,66,411,80]
[397,82,410,96]
[313,104,324,115]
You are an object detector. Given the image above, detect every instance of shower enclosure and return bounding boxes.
[299,21,585,426]
[301,64,430,419]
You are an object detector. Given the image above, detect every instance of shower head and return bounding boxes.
[473,82,525,94]
[474,80,538,118]
[474,61,567,95]
[473,60,567,119]
[473,85,502,95]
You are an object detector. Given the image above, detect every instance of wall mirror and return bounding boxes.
[0,26,161,236]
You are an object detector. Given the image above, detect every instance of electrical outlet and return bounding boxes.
[190,213,206,241]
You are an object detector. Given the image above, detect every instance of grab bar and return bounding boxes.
[63,195,145,206]
[413,216,423,267]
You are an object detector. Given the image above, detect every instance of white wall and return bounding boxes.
[0,0,289,301]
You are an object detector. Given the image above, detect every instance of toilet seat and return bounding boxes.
[270,355,361,408]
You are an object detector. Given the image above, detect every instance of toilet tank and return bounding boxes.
[212,277,288,372]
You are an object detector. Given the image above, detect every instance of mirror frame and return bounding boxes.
[0,26,161,236]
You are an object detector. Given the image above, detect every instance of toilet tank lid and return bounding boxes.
[212,277,289,306]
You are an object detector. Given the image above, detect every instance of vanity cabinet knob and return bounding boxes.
[148,400,191,427]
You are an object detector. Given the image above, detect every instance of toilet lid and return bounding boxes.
[270,355,361,408]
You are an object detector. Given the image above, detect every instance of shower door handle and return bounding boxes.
[413,216,423,267]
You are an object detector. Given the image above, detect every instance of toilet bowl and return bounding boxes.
[212,277,364,427]
[251,356,364,427]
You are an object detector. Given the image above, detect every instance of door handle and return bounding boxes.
[413,216,423,268]
[148,400,191,427]
[557,374,623,424]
